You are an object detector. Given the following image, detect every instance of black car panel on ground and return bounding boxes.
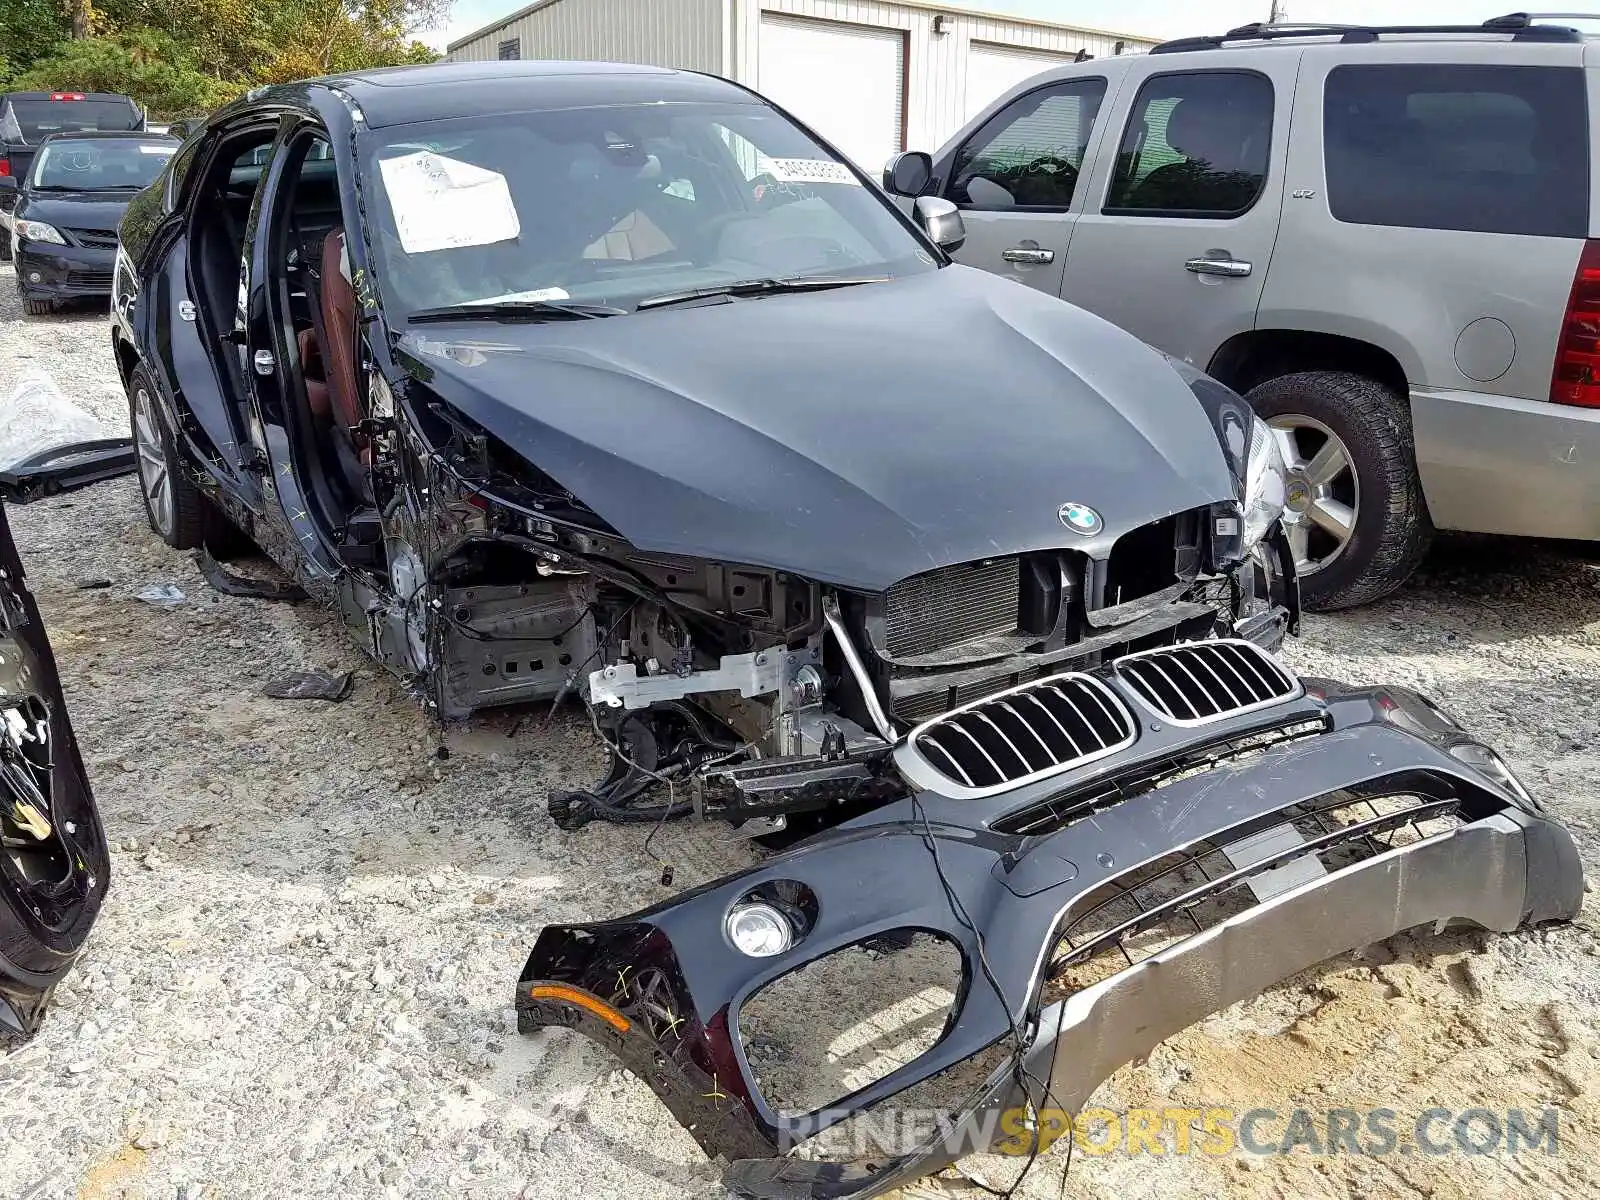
[0,490,110,1041]
[104,60,1581,1195]
[8,130,176,312]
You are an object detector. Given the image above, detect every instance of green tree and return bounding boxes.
[12,29,235,118]
[0,0,72,85]
[9,0,443,117]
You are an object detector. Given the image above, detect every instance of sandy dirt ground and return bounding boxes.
[2,268,1598,1200]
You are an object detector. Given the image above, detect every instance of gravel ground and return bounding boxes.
[2,265,1598,1200]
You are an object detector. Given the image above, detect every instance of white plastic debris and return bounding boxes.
[0,371,121,472]
[135,584,187,606]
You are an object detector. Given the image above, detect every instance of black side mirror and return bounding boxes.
[882,151,933,197]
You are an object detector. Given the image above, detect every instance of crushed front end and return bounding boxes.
[514,642,1582,1198]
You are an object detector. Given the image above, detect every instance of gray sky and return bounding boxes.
[428,1,1524,52]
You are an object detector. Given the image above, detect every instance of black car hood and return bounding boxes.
[398,266,1234,592]
[16,191,134,230]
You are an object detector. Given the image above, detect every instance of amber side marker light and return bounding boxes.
[526,984,631,1033]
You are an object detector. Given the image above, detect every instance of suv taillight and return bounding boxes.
[0,157,9,178]
[1551,239,1600,408]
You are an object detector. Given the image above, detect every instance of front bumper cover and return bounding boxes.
[15,241,114,300]
[514,672,1582,1198]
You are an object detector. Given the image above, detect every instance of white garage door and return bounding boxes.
[759,14,905,173]
[964,42,1072,126]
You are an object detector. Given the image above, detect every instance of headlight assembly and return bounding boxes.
[1166,359,1287,558]
[1242,414,1288,550]
[16,219,66,245]
[1449,742,1539,809]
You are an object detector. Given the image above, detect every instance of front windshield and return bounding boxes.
[30,138,176,191]
[359,101,936,318]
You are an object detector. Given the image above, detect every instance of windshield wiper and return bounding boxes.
[406,300,627,324]
[634,275,890,311]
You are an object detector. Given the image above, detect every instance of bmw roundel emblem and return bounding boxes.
[1058,502,1103,535]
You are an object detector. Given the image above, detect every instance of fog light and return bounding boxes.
[27,272,41,284]
[726,902,794,957]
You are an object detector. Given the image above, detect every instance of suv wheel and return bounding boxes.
[0,228,11,262]
[1246,370,1433,611]
[128,364,232,551]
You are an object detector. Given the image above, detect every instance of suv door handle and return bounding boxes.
[1185,255,1252,278]
[1002,247,1055,264]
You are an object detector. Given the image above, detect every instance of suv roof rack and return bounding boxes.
[1150,12,1587,54]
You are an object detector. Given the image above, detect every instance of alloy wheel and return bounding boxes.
[1268,414,1360,577]
[132,386,174,538]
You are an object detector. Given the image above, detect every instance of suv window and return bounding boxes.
[3,97,141,141]
[1324,64,1588,239]
[947,79,1108,210]
[1105,71,1273,217]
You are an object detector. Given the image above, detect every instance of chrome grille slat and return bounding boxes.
[1145,658,1200,719]
[1046,684,1102,753]
[997,700,1054,766]
[1188,648,1244,706]
[943,722,1006,785]
[973,711,1033,774]
[1207,644,1261,698]
[1164,653,1214,707]
[1077,681,1126,733]
[919,737,975,787]
[1114,640,1301,726]
[901,673,1137,798]
[1020,691,1075,751]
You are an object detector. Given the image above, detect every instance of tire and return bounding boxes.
[0,228,11,261]
[1245,370,1433,611]
[127,363,232,551]
[22,298,51,316]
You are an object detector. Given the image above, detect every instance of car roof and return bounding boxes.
[2,91,140,103]
[1151,15,1592,55]
[287,60,760,129]
[35,130,173,143]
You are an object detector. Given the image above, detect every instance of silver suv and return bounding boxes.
[890,13,1600,609]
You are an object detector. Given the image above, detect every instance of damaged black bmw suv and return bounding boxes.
[113,60,1296,822]
[108,61,1581,1196]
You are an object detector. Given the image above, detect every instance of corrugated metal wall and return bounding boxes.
[449,0,726,73]
[446,0,1156,151]
[730,0,1154,149]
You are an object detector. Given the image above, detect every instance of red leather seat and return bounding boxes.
[297,229,362,430]
[318,229,363,430]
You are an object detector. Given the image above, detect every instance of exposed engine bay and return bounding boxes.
[386,390,1297,832]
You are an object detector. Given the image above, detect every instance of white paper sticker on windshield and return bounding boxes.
[761,158,860,186]
[378,151,521,255]
[467,287,570,305]
[139,145,176,156]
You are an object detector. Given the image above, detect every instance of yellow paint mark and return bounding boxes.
[79,1143,150,1200]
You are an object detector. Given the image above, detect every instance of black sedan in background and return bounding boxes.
[10,130,175,314]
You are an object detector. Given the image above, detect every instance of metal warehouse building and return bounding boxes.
[447,0,1155,171]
